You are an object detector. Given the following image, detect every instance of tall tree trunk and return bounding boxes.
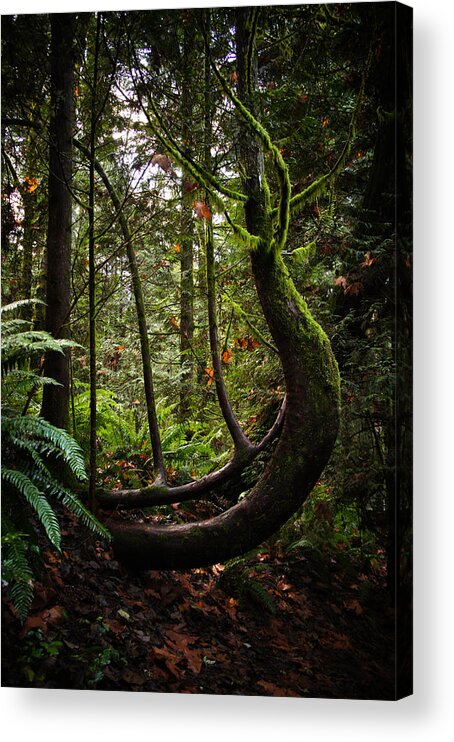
[179,14,195,416]
[40,13,76,430]
[88,14,102,511]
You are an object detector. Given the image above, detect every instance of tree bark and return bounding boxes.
[179,14,195,416]
[88,14,102,512]
[40,14,76,430]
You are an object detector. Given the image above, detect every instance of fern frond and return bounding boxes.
[5,417,87,481]
[0,298,44,315]
[1,468,62,551]
[2,535,35,621]
[59,488,111,541]
[1,318,34,336]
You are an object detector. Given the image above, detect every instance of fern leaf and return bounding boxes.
[59,488,111,541]
[7,417,87,481]
[2,468,62,551]
[0,298,44,315]
[2,535,35,621]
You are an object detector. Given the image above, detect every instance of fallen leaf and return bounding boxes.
[344,599,363,615]
[122,669,146,685]
[153,645,181,678]
[104,618,126,635]
[257,680,299,697]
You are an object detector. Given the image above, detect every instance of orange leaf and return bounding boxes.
[361,251,376,268]
[23,177,39,193]
[344,599,363,615]
[205,367,215,385]
[183,179,199,194]
[247,337,260,352]
[173,243,181,253]
[221,348,232,364]
[230,71,238,83]
[334,275,347,289]
[193,200,212,220]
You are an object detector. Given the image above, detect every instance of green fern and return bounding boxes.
[1,301,110,621]
[2,533,35,621]
[2,468,62,550]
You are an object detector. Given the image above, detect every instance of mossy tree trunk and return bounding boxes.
[108,9,340,569]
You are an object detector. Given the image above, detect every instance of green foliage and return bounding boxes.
[17,628,64,685]
[1,302,110,620]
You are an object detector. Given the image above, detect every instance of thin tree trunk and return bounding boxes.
[206,220,251,452]
[41,13,76,430]
[88,14,101,512]
[20,129,39,324]
[179,14,195,415]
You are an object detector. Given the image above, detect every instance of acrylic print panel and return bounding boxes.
[1,1,412,700]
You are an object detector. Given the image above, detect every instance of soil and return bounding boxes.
[2,507,398,699]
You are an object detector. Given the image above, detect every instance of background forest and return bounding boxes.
[1,2,412,699]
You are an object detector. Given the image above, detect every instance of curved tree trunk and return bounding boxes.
[107,8,340,569]
[109,250,340,569]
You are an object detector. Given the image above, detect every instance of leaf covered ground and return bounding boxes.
[2,507,397,699]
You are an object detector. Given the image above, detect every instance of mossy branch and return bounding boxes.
[203,24,291,254]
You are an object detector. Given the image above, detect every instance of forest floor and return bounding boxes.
[2,506,397,699]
